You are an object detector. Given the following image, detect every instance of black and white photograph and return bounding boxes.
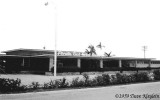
[0,0,160,100]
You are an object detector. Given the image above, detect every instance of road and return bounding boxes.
[1,82,160,100]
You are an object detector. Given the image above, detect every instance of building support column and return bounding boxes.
[100,59,103,68]
[135,60,137,68]
[119,60,122,68]
[77,58,81,68]
[49,57,54,71]
[148,60,151,68]
[22,58,24,67]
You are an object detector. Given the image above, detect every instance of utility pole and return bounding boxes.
[142,46,147,58]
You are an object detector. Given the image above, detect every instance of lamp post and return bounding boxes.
[45,1,57,76]
[54,4,57,77]
[142,46,147,58]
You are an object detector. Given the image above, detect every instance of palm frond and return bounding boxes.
[85,49,90,54]
[104,52,112,57]
[86,44,97,56]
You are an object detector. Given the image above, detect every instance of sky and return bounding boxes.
[0,0,160,59]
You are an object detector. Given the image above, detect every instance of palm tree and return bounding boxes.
[96,42,105,49]
[104,52,115,57]
[96,42,105,56]
[85,49,90,54]
[85,45,97,56]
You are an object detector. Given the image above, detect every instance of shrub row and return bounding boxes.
[1,69,160,93]
[114,72,150,84]
[0,78,27,93]
[43,78,68,89]
[70,74,110,87]
[153,69,160,80]
[70,72,151,87]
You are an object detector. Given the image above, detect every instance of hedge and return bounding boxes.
[1,70,160,93]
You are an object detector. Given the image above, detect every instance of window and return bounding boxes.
[58,63,63,67]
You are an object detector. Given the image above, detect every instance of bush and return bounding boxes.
[43,82,50,89]
[71,77,85,87]
[116,73,128,84]
[133,72,150,82]
[43,80,57,89]
[83,74,101,87]
[58,78,69,88]
[110,72,151,85]
[102,74,110,85]
[95,76,105,86]
[83,74,90,87]
[83,74,89,81]
[127,74,137,83]
[29,82,40,89]
[0,78,27,93]
[87,78,98,87]
[153,70,160,80]
[71,75,98,87]
[115,73,136,84]
[110,75,117,85]
[94,74,110,86]
[115,72,150,83]
[43,78,69,89]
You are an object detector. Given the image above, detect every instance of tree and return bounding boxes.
[104,52,115,57]
[96,42,105,49]
[85,45,97,56]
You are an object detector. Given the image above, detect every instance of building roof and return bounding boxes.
[2,48,82,53]
[1,48,155,60]
[2,48,55,53]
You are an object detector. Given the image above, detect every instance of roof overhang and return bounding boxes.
[0,48,155,60]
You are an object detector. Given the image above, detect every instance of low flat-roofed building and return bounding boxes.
[0,48,159,74]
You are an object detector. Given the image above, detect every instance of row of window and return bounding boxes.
[137,61,149,64]
[137,61,160,64]
[151,61,160,64]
